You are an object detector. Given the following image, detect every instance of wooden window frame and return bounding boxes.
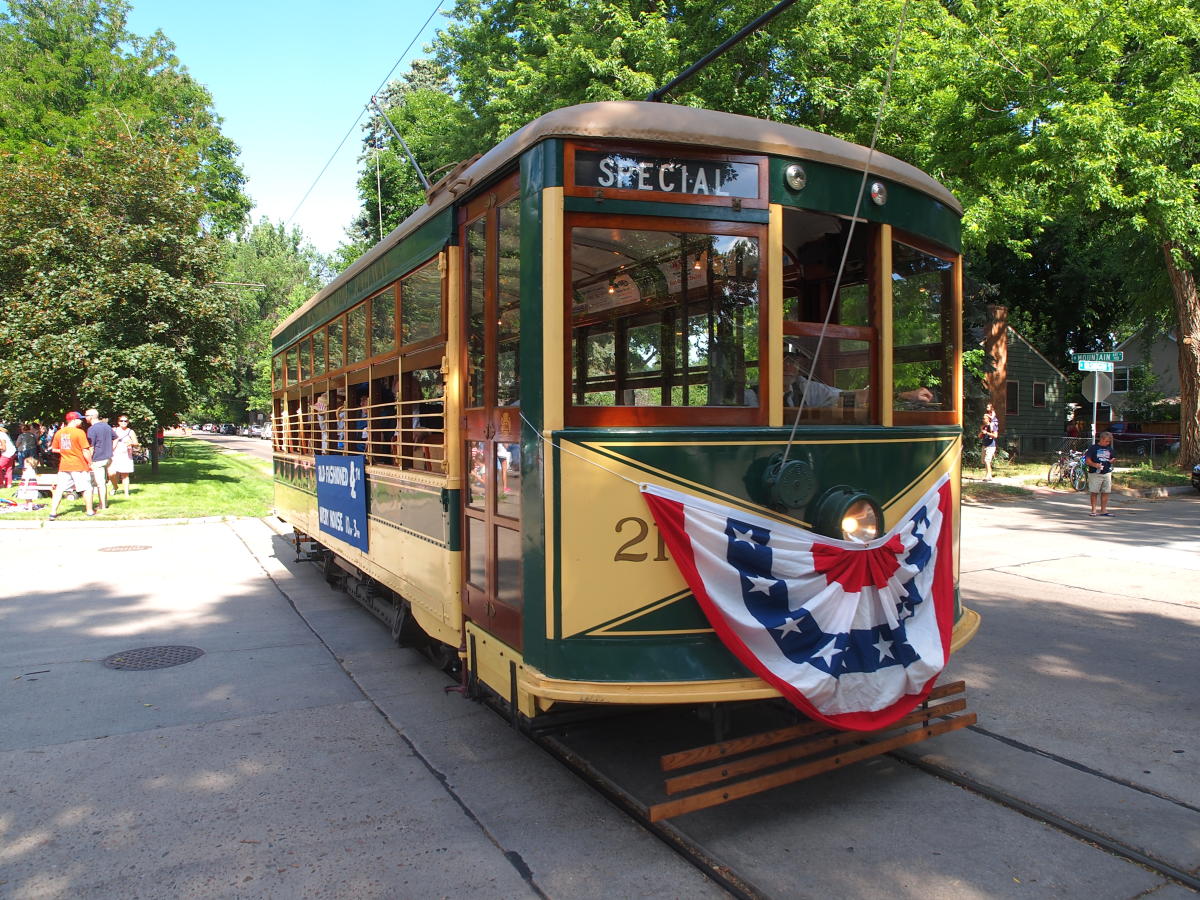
[1007,380,1020,416]
[565,212,768,428]
[890,229,961,427]
[400,257,448,355]
[1033,381,1047,408]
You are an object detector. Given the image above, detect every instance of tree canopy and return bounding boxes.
[0,0,259,433]
[0,126,230,433]
[348,0,1199,464]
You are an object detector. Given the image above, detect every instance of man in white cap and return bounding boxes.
[85,408,115,510]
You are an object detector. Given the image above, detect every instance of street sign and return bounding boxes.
[1082,372,1112,403]
[1074,351,1124,362]
[1078,359,1115,372]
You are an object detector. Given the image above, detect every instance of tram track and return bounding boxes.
[891,750,1200,893]
[530,727,770,900]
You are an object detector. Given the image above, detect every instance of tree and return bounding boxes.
[343,60,475,265]
[358,0,1200,462]
[0,126,233,442]
[213,220,329,420]
[0,0,250,235]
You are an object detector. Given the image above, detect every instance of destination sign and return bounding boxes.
[1078,360,1114,372]
[315,453,368,551]
[574,150,759,199]
[1074,351,1124,362]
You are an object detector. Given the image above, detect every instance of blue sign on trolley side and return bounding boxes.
[315,454,368,551]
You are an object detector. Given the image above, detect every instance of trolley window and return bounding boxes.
[568,217,763,426]
[298,338,310,382]
[312,329,326,376]
[347,303,368,364]
[272,353,283,389]
[402,261,442,347]
[327,318,344,371]
[781,210,876,424]
[891,237,958,423]
[371,287,396,357]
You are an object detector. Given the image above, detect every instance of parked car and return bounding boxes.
[260,423,272,441]
[1105,422,1177,456]
[249,425,263,438]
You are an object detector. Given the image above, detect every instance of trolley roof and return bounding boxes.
[274,101,962,341]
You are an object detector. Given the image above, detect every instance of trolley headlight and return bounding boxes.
[811,486,883,544]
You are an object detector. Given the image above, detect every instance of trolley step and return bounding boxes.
[649,681,975,821]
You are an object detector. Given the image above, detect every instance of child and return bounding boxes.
[17,458,40,511]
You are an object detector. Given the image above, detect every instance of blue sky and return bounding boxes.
[126,0,445,256]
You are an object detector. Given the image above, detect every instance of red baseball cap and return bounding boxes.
[64,411,83,422]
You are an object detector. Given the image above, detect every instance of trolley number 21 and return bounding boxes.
[613,516,671,563]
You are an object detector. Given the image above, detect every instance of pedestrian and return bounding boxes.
[15,424,39,471]
[109,414,140,497]
[1084,430,1117,517]
[48,411,95,520]
[0,425,15,488]
[85,408,116,510]
[979,402,999,480]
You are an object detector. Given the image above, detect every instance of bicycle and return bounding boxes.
[1046,447,1082,487]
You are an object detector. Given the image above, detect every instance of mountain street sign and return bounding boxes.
[1074,351,1124,362]
[1078,359,1115,372]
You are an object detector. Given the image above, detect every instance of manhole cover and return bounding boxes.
[99,545,151,553]
[102,646,205,670]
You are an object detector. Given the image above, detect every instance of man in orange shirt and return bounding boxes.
[49,411,95,520]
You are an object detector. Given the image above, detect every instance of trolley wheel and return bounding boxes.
[425,641,461,676]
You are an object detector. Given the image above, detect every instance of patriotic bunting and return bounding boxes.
[640,475,955,731]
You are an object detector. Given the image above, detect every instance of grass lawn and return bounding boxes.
[1112,464,1192,490]
[1,438,272,522]
[962,482,1034,502]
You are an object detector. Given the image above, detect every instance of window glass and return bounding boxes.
[1006,380,1019,415]
[371,288,396,356]
[892,241,954,412]
[465,219,486,407]
[570,227,759,408]
[327,319,344,370]
[1113,367,1130,392]
[400,366,444,472]
[273,353,284,389]
[783,336,871,423]
[402,262,442,345]
[497,198,521,406]
[347,303,367,363]
[311,329,326,376]
[1033,382,1046,407]
[286,347,298,385]
[298,339,310,382]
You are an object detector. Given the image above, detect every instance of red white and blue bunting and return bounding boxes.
[640,474,955,731]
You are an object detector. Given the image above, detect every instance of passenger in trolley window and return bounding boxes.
[313,391,329,453]
[782,352,935,409]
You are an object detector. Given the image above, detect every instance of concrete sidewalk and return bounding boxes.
[0,517,723,899]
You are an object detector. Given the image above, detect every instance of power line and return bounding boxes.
[285,0,444,229]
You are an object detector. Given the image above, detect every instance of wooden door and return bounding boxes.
[461,178,523,648]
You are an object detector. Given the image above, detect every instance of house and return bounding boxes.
[982,305,1069,456]
[1109,328,1180,418]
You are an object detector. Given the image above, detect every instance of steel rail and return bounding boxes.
[893,753,1200,892]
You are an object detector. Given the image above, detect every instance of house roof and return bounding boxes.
[1007,327,1067,379]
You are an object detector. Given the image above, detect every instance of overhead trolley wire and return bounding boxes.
[285,0,444,229]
